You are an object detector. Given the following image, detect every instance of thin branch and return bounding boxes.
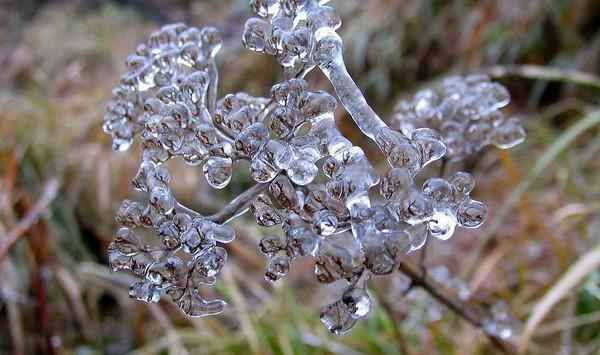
[478,64,600,89]
[207,182,269,224]
[398,261,517,354]
[0,178,60,261]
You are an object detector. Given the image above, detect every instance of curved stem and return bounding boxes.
[398,261,517,354]
[207,182,269,224]
[0,178,60,261]
[207,58,219,114]
[320,59,387,141]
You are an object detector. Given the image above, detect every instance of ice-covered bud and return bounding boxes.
[492,117,527,149]
[179,42,202,67]
[423,178,453,203]
[283,214,321,256]
[307,6,341,32]
[269,175,299,210]
[297,90,337,120]
[341,287,371,319]
[322,156,344,178]
[250,0,280,17]
[313,209,338,235]
[140,205,165,227]
[112,227,142,255]
[147,256,187,286]
[287,158,318,185]
[203,156,233,189]
[376,128,423,175]
[116,200,144,227]
[129,280,161,303]
[380,168,415,200]
[283,27,314,59]
[242,18,273,53]
[427,208,457,241]
[314,242,355,283]
[448,171,475,196]
[235,123,270,156]
[251,140,285,183]
[193,247,227,277]
[410,128,446,167]
[200,27,222,58]
[227,106,259,132]
[158,220,181,250]
[457,199,487,228]
[173,213,192,232]
[319,301,357,335]
[269,106,298,138]
[265,253,291,281]
[363,230,411,274]
[313,32,343,68]
[259,235,285,254]
[251,194,282,227]
[270,78,308,106]
[149,186,175,215]
[182,223,215,254]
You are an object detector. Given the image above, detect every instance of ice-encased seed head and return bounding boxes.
[104,0,522,337]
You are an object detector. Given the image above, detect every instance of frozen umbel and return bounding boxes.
[102,0,525,334]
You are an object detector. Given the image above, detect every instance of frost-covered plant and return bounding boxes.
[102,0,525,335]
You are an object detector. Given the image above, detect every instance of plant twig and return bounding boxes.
[207,182,269,224]
[479,64,600,89]
[398,261,517,354]
[0,178,60,261]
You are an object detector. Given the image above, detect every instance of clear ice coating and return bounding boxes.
[103,0,522,335]
[105,23,236,317]
[389,75,526,160]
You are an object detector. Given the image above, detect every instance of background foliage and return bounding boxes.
[0,0,598,354]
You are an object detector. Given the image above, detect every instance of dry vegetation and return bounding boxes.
[0,0,599,354]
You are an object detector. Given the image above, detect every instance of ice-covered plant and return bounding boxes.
[102,0,525,336]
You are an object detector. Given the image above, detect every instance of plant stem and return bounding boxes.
[398,261,517,354]
[0,178,60,261]
[321,58,387,141]
[207,182,269,224]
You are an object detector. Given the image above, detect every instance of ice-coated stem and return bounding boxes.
[207,59,218,114]
[208,182,269,224]
[320,58,387,141]
[399,261,517,354]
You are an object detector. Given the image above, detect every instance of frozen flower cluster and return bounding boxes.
[102,0,525,335]
[389,74,526,160]
[105,23,236,316]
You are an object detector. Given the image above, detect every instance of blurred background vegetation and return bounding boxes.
[0,0,599,354]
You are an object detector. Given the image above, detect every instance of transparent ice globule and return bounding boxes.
[103,0,523,337]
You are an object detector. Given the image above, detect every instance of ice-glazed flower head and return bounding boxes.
[103,0,524,335]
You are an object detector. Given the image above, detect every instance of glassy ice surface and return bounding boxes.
[390,75,526,161]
